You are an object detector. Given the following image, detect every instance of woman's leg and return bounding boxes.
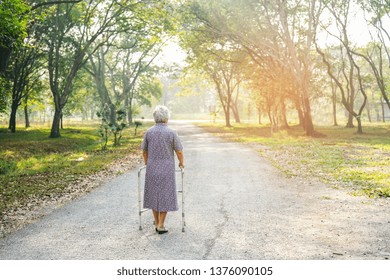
[157,212,167,229]
[153,210,168,233]
[152,210,159,226]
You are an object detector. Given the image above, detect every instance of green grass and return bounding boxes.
[197,122,390,198]
[0,123,149,214]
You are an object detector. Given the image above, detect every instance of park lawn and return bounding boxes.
[197,122,390,198]
[0,123,147,214]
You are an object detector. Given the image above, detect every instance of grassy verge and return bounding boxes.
[197,122,390,198]
[0,123,150,215]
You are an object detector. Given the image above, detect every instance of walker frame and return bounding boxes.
[137,166,185,232]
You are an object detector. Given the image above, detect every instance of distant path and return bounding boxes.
[1,121,389,259]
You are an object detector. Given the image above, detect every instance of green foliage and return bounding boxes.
[136,76,163,107]
[112,109,127,146]
[0,160,17,175]
[0,76,11,113]
[97,105,127,149]
[0,0,29,48]
[65,69,98,118]
[97,104,112,150]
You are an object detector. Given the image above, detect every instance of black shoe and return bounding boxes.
[157,227,168,234]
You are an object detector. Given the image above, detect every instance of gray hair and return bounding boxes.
[153,105,170,123]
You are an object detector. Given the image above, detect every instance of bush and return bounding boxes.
[97,105,127,149]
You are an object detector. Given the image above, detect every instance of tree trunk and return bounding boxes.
[24,105,30,128]
[258,108,262,125]
[297,108,304,127]
[91,104,95,120]
[8,102,18,133]
[356,117,363,134]
[302,95,315,136]
[331,82,338,126]
[225,103,231,127]
[230,102,240,123]
[267,110,273,126]
[96,77,116,124]
[346,112,354,128]
[214,78,231,127]
[94,77,116,124]
[109,103,116,125]
[381,97,385,122]
[346,59,355,128]
[128,107,133,124]
[366,99,372,123]
[332,103,338,126]
[280,99,289,129]
[231,82,241,123]
[126,94,133,124]
[293,97,304,126]
[50,109,62,138]
[223,92,231,127]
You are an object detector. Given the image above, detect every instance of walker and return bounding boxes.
[137,166,185,232]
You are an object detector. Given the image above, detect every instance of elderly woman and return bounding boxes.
[141,105,184,234]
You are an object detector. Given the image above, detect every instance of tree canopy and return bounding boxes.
[1,0,390,136]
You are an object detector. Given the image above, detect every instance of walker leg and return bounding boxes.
[181,170,185,233]
[182,213,185,232]
[137,166,146,231]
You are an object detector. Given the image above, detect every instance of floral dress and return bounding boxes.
[141,123,183,212]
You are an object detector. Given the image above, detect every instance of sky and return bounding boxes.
[317,3,389,48]
[156,40,187,67]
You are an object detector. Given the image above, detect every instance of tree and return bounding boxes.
[40,0,147,138]
[7,24,45,132]
[107,35,165,124]
[0,0,29,113]
[352,43,390,112]
[360,0,390,109]
[131,72,162,115]
[267,0,320,135]
[0,0,29,73]
[23,76,46,128]
[245,61,293,131]
[179,1,247,127]
[179,0,322,135]
[85,44,117,125]
[191,45,244,127]
[316,1,368,134]
[63,68,98,121]
[83,0,175,125]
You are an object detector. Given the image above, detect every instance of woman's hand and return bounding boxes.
[175,150,184,170]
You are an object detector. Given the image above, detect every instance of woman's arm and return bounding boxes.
[175,150,184,169]
[143,150,148,165]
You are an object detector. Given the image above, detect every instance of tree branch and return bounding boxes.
[31,1,82,11]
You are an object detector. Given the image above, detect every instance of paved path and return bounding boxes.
[0,122,389,259]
